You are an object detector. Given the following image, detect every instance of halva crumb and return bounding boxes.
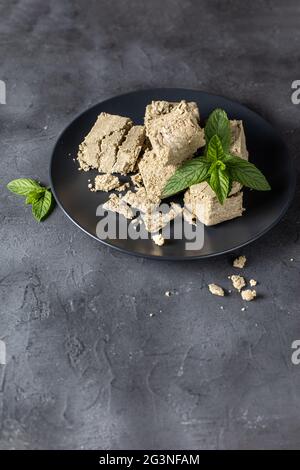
[233,255,247,269]
[93,174,121,192]
[152,233,165,246]
[230,275,246,291]
[249,279,257,287]
[208,284,225,297]
[241,289,256,301]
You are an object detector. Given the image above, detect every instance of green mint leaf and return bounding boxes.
[25,188,45,205]
[206,134,224,162]
[162,157,211,198]
[224,154,271,191]
[205,109,231,152]
[7,178,42,196]
[32,189,53,222]
[209,167,230,204]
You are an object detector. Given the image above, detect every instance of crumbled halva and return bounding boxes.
[152,233,165,246]
[122,187,156,213]
[116,182,130,192]
[130,173,144,189]
[102,194,134,219]
[145,100,205,166]
[230,274,246,291]
[241,289,256,301]
[77,112,132,172]
[208,284,225,297]
[141,202,182,233]
[233,255,247,269]
[92,174,121,192]
[249,279,257,286]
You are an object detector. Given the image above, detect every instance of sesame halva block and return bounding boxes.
[77,112,132,172]
[184,181,244,226]
[138,149,179,203]
[144,100,200,131]
[112,125,146,174]
[230,120,248,160]
[145,100,205,166]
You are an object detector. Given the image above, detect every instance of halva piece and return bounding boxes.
[145,100,200,131]
[112,125,145,174]
[77,112,132,172]
[184,181,244,226]
[138,149,178,203]
[145,100,205,166]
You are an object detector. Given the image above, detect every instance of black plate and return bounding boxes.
[50,89,295,260]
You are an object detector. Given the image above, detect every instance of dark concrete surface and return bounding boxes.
[1,0,300,450]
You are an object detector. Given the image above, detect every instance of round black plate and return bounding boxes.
[50,89,295,260]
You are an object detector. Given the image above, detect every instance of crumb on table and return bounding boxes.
[208,283,225,297]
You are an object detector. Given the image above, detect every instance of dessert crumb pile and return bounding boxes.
[208,255,258,305]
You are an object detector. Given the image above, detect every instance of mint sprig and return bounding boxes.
[162,108,271,204]
[162,157,211,198]
[209,162,230,204]
[223,154,271,191]
[7,178,54,221]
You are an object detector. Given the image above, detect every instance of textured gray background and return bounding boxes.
[1,0,300,450]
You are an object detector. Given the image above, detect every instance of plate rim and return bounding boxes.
[49,88,296,261]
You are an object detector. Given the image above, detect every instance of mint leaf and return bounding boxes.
[32,189,53,222]
[162,157,211,198]
[25,188,45,205]
[209,166,230,204]
[7,178,42,196]
[225,155,271,191]
[206,135,224,162]
[205,109,231,152]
